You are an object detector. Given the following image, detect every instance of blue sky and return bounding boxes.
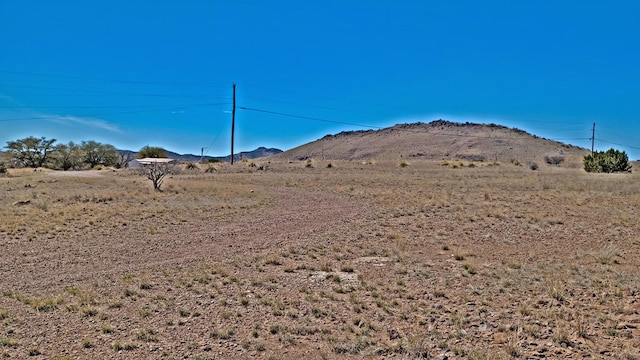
[1,1,639,158]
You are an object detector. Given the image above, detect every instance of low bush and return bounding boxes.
[544,155,565,165]
[205,166,217,173]
[185,163,199,170]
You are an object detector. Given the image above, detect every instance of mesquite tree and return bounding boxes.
[137,146,168,159]
[53,142,84,170]
[140,161,176,191]
[81,140,118,168]
[115,151,135,169]
[5,136,57,168]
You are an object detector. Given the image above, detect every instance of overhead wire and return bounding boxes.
[238,106,384,130]
[0,102,231,122]
[0,84,230,99]
[0,102,230,109]
[595,138,640,151]
[241,96,390,118]
[239,83,410,112]
[0,70,230,88]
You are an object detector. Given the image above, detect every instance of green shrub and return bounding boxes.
[137,146,167,159]
[583,148,631,173]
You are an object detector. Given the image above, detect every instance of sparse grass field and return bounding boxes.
[0,161,639,359]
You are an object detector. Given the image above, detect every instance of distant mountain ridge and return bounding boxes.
[160,147,282,162]
[0,147,281,165]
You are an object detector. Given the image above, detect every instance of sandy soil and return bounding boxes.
[47,170,106,178]
[1,161,639,359]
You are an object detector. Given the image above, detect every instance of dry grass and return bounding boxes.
[0,169,267,239]
[0,161,639,358]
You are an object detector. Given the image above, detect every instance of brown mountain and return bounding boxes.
[273,120,590,167]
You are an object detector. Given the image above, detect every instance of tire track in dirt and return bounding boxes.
[1,187,366,293]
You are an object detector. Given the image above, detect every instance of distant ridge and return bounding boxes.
[217,147,283,163]
[162,147,282,163]
[272,120,590,167]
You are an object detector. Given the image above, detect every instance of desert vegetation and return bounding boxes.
[138,159,178,191]
[0,157,639,359]
[583,148,632,173]
[4,136,129,170]
[137,145,169,159]
[2,138,179,190]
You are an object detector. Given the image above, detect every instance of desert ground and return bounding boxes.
[0,159,639,359]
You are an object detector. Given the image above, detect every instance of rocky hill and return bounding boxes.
[272,120,589,167]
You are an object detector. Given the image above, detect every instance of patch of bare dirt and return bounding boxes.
[1,186,364,292]
[48,170,106,178]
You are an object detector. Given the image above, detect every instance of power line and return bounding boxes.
[0,102,230,109]
[591,122,596,154]
[240,83,410,112]
[0,84,229,99]
[595,138,640,151]
[0,70,230,88]
[241,95,398,118]
[238,106,384,130]
[203,124,227,157]
[554,137,591,141]
[231,84,236,165]
[0,102,231,122]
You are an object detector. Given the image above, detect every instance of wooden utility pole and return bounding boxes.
[231,83,236,165]
[591,122,596,155]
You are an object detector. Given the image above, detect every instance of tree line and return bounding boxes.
[2,136,168,170]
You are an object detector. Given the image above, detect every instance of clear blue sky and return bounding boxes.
[1,1,639,158]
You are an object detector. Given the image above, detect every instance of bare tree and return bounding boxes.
[139,161,176,191]
[115,151,135,169]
